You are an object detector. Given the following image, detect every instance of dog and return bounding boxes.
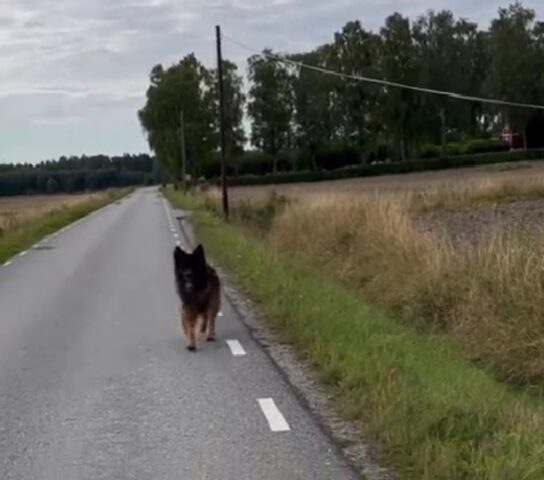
[173,244,221,351]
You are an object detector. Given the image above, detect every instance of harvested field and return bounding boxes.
[0,193,102,231]
[416,199,544,248]
[231,159,544,201]
[0,189,128,264]
[222,160,544,250]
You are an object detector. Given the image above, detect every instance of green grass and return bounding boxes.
[0,189,131,264]
[166,188,544,479]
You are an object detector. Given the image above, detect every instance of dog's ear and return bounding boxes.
[174,246,188,267]
[193,244,206,264]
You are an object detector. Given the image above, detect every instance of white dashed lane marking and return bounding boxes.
[226,339,247,357]
[162,198,181,246]
[257,398,290,432]
[2,261,12,267]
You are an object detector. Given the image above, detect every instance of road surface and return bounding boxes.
[0,188,355,479]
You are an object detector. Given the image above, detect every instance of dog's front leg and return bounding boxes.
[182,307,197,352]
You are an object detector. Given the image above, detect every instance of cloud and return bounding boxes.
[0,0,542,163]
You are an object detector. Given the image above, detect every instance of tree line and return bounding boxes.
[140,2,544,181]
[0,154,163,196]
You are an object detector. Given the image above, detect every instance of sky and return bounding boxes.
[0,0,542,164]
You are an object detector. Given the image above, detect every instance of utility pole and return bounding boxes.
[180,109,187,191]
[440,107,447,158]
[216,25,229,221]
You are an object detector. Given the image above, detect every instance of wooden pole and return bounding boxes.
[180,109,187,191]
[440,107,447,158]
[216,25,229,221]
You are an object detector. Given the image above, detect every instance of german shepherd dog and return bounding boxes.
[173,244,221,351]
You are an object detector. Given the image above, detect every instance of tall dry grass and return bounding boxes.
[410,177,544,211]
[0,193,102,235]
[267,189,544,386]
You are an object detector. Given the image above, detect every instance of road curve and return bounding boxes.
[0,188,356,480]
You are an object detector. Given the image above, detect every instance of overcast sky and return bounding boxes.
[0,0,542,164]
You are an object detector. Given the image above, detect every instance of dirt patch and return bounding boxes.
[416,199,544,247]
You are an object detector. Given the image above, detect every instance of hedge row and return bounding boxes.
[417,139,509,158]
[202,139,511,180]
[223,148,544,187]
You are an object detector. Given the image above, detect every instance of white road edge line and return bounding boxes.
[226,339,247,357]
[19,251,27,257]
[3,260,12,267]
[257,398,290,432]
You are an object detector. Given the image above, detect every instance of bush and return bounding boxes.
[202,154,222,179]
[236,151,274,176]
[416,139,509,159]
[315,143,360,170]
[234,191,291,232]
[275,151,295,172]
[462,138,509,154]
[293,148,315,171]
[446,142,463,156]
[418,144,442,159]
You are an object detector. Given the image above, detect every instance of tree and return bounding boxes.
[0,154,157,196]
[487,3,543,148]
[206,60,246,157]
[45,177,60,194]
[290,46,337,169]
[327,21,382,156]
[138,54,215,183]
[413,10,488,154]
[247,51,295,173]
[378,13,422,161]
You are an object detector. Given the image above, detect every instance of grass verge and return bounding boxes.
[165,188,544,479]
[0,189,131,264]
[199,180,544,386]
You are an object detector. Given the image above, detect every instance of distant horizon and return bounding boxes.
[0,0,542,164]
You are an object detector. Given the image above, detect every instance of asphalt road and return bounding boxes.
[0,188,356,480]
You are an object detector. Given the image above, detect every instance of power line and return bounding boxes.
[221,33,544,111]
